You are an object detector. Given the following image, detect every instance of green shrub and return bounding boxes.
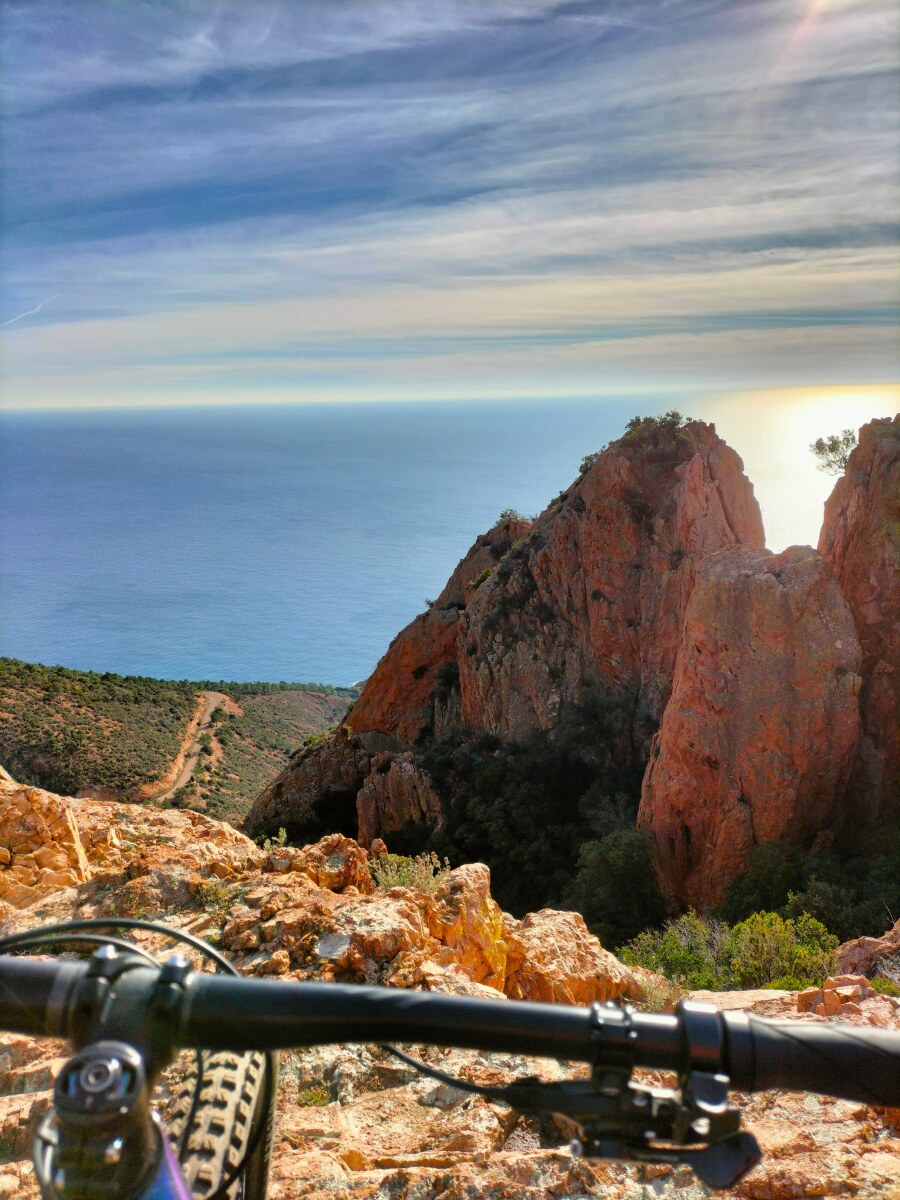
[259,827,289,852]
[193,879,242,918]
[620,911,732,990]
[370,851,451,895]
[466,566,494,589]
[871,976,900,997]
[564,830,665,950]
[621,909,838,991]
[726,911,837,990]
[623,410,691,439]
[719,840,900,942]
[434,661,460,698]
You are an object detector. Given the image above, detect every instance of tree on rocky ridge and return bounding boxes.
[810,428,857,474]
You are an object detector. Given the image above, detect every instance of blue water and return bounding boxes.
[1,398,665,684]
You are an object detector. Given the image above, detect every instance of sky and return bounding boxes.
[1,0,898,410]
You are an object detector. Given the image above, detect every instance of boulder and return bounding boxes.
[263,832,374,894]
[503,908,647,1004]
[0,778,91,903]
[638,544,861,910]
[837,918,900,983]
[426,864,508,991]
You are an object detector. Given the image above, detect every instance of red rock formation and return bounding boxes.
[245,420,765,845]
[355,752,444,848]
[459,420,764,741]
[346,607,461,746]
[436,516,532,609]
[818,414,899,832]
[345,517,532,747]
[248,725,373,841]
[638,544,861,911]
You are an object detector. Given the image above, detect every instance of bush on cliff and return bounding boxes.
[718,840,900,942]
[423,690,655,924]
[622,410,691,439]
[620,909,838,990]
[369,851,451,895]
[563,829,666,949]
[810,428,856,474]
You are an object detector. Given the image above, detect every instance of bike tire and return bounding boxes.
[168,1049,271,1200]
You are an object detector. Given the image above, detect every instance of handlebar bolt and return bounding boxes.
[80,1057,119,1095]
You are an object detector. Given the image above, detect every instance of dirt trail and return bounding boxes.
[153,691,228,803]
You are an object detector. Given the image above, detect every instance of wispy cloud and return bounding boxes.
[1,0,898,407]
[0,295,60,328]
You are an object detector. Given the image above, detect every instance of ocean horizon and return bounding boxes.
[0,393,884,685]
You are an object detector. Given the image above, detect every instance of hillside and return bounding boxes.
[0,659,354,823]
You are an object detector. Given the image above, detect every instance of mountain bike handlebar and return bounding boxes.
[2,954,899,1107]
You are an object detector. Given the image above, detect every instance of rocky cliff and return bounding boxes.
[637,545,861,910]
[818,414,899,835]
[246,414,896,919]
[246,418,765,858]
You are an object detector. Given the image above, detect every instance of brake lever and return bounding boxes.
[498,1068,761,1189]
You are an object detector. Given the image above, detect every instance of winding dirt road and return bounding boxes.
[153,690,228,803]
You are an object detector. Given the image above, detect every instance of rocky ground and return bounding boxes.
[1,772,899,1199]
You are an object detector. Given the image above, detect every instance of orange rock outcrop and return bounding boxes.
[244,415,895,918]
[0,768,91,905]
[2,777,899,1199]
[0,774,649,1004]
[637,544,861,910]
[836,917,900,982]
[818,413,900,833]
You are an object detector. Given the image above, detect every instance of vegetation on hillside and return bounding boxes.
[175,691,349,824]
[0,658,352,821]
[716,840,900,943]
[0,658,198,795]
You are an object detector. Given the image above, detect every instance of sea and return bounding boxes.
[0,393,883,686]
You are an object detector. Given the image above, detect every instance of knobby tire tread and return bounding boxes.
[168,1049,267,1200]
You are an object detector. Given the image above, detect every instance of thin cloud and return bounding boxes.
[1,0,897,408]
[0,295,60,328]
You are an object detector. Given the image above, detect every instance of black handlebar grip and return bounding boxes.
[723,1011,900,1106]
[0,957,83,1037]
